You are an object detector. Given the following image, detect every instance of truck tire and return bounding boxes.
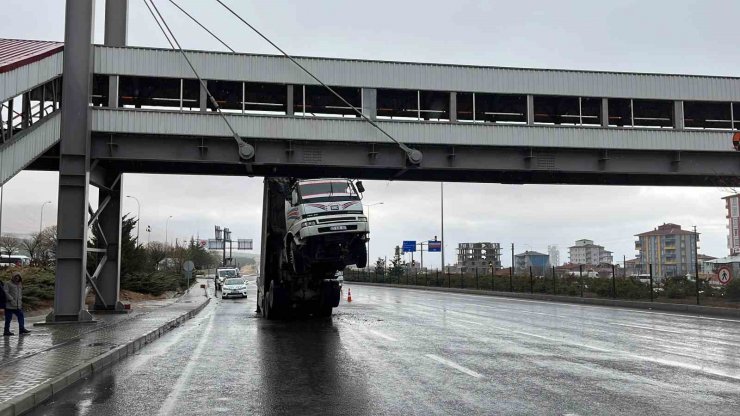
[315,305,333,317]
[354,241,368,269]
[290,240,307,274]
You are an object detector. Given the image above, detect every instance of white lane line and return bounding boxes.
[425,354,483,379]
[611,323,683,334]
[367,329,398,342]
[393,288,740,324]
[157,309,216,416]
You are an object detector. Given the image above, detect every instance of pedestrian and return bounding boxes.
[3,272,30,336]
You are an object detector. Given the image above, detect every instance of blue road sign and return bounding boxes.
[428,241,442,252]
[402,240,417,253]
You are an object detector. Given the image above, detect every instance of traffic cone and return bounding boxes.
[347,288,352,303]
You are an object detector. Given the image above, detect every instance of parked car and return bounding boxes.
[221,278,248,299]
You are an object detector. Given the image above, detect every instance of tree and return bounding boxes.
[38,225,57,264]
[20,233,44,265]
[0,236,20,259]
[374,257,386,274]
[145,242,167,271]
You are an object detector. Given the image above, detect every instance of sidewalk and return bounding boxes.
[0,280,212,416]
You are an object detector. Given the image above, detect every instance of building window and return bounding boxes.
[732,199,739,217]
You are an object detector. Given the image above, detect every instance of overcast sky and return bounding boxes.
[2,0,739,268]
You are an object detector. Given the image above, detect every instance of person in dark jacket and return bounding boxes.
[3,272,30,336]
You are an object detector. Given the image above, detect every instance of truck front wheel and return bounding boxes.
[289,240,307,274]
[353,241,368,269]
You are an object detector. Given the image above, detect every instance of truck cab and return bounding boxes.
[284,178,369,274]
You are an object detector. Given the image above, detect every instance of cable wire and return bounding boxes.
[212,0,419,161]
[144,0,253,159]
[142,0,175,48]
[169,0,235,53]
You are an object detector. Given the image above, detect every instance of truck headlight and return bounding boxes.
[301,220,317,229]
[358,217,367,222]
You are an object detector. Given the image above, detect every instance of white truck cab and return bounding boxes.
[284,178,369,273]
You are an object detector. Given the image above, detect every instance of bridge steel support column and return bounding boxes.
[449,92,457,122]
[601,98,609,127]
[286,85,294,116]
[674,101,685,130]
[200,81,208,112]
[362,88,377,120]
[105,0,128,108]
[49,0,95,323]
[526,95,534,125]
[92,169,126,312]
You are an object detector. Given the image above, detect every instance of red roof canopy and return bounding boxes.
[0,39,63,74]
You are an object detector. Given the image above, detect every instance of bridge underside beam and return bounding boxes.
[66,134,740,187]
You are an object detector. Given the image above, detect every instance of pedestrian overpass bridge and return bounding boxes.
[5,42,740,186]
[2,0,740,323]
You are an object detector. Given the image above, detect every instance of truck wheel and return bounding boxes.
[315,305,333,317]
[290,240,307,274]
[354,242,368,269]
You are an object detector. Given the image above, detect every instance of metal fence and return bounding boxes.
[344,265,740,309]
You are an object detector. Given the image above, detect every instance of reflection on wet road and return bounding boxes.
[30,282,740,415]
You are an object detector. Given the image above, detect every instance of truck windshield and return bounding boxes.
[299,181,359,202]
[218,270,236,278]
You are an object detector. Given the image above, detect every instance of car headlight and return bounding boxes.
[301,220,317,229]
[358,217,367,222]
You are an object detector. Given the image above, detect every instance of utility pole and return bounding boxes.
[694,225,700,305]
[623,254,626,278]
[511,243,515,275]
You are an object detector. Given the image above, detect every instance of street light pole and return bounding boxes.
[363,202,384,270]
[126,195,141,243]
[441,182,445,273]
[165,215,173,248]
[39,200,52,234]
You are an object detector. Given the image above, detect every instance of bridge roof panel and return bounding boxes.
[94,45,740,102]
[0,39,63,74]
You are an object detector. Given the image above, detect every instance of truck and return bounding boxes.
[257,178,369,318]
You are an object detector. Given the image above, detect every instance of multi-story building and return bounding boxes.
[455,242,502,273]
[547,245,561,267]
[568,239,613,265]
[723,194,740,255]
[514,251,549,275]
[635,223,699,278]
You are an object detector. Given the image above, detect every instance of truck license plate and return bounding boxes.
[330,225,348,231]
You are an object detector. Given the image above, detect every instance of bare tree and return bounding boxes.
[0,236,21,260]
[20,233,43,264]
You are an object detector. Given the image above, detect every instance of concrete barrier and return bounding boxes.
[349,282,740,319]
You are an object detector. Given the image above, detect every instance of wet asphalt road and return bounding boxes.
[30,280,740,416]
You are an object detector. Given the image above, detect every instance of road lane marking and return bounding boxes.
[611,323,683,334]
[385,287,740,324]
[157,309,216,416]
[367,329,398,342]
[425,354,483,378]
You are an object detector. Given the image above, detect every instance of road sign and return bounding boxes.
[402,240,416,253]
[208,239,225,250]
[183,260,195,272]
[428,240,442,252]
[238,239,253,250]
[717,266,732,285]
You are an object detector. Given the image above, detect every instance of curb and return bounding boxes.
[349,282,740,320]
[0,297,211,416]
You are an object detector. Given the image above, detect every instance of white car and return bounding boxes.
[221,278,248,299]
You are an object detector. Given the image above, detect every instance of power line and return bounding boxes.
[168,0,235,53]
[212,0,422,164]
[143,0,254,160]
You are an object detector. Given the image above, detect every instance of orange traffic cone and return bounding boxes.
[347,288,352,302]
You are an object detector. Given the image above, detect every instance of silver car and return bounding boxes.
[221,278,248,299]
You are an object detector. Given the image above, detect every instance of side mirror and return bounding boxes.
[291,193,299,206]
[356,181,365,193]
